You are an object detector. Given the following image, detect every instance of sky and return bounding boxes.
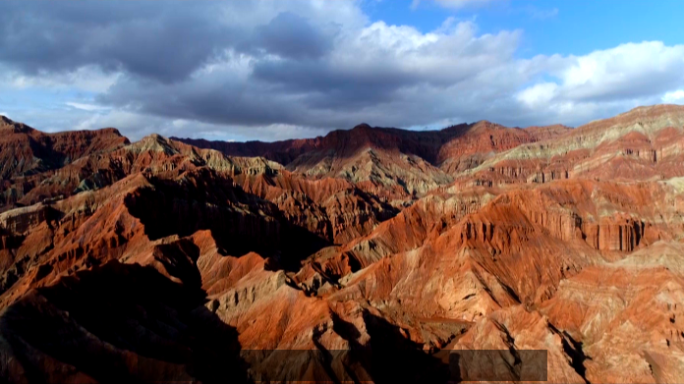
[1,0,683,142]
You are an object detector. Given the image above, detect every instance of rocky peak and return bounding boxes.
[132,133,179,155]
[580,104,684,135]
[351,123,372,131]
[0,116,34,134]
[97,127,126,138]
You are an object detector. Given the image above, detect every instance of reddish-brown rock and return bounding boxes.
[1,106,684,383]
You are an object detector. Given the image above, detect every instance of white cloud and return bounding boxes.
[516,82,558,108]
[663,90,684,104]
[3,66,121,93]
[560,42,684,100]
[514,42,684,124]
[65,102,111,112]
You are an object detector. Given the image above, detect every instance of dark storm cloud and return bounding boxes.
[97,73,350,129]
[251,60,417,110]
[0,2,242,83]
[0,1,339,84]
[251,12,338,60]
[0,1,523,132]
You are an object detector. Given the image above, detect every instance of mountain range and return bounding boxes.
[1,105,684,382]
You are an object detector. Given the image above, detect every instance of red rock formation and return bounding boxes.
[460,104,684,187]
[177,121,570,205]
[1,106,684,383]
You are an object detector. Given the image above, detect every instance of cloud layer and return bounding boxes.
[1,1,683,141]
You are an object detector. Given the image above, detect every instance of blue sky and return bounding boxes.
[363,0,684,56]
[0,0,683,141]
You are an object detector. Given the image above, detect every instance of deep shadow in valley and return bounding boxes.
[123,169,331,272]
[0,260,249,383]
[324,311,453,384]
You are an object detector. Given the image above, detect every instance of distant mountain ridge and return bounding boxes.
[173,121,571,167]
[175,121,571,203]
